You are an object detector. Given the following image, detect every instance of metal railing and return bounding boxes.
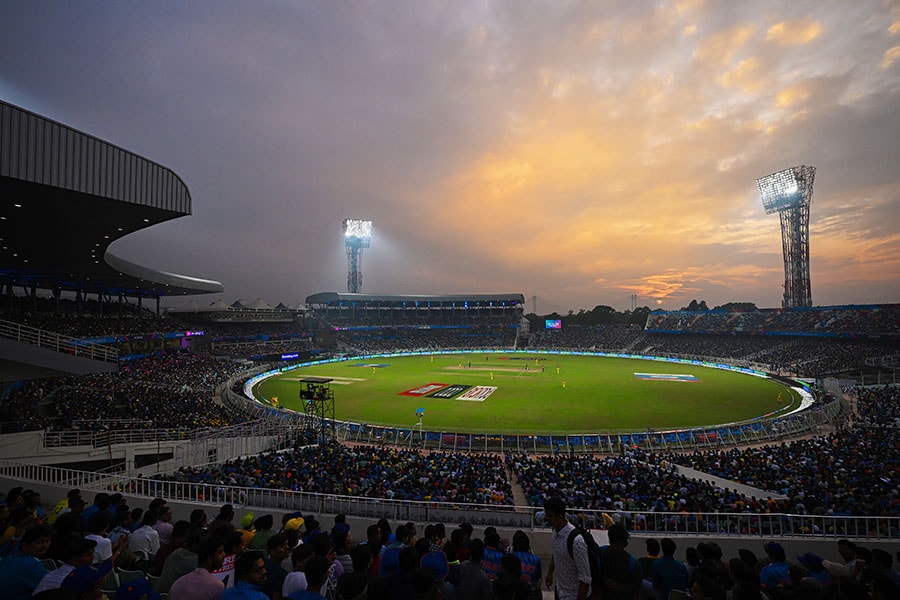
[0,460,895,539]
[0,318,118,363]
[42,419,295,449]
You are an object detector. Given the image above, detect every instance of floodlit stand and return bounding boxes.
[299,377,335,442]
[343,219,371,293]
[757,166,816,308]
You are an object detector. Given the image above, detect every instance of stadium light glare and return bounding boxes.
[757,167,809,215]
[343,219,372,293]
[343,219,372,244]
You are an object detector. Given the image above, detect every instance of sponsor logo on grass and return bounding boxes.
[634,373,699,382]
[428,384,472,399]
[457,386,498,401]
[351,363,390,368]
[399,383,448,397]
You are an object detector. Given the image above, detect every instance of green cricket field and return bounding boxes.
[252,352,798,434]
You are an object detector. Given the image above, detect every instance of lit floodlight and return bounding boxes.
[343,219,372,246]
[756,165,816,308]
[757,167,808,214]
[343,219,372,293]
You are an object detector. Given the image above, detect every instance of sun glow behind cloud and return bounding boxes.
[2,1,897,310]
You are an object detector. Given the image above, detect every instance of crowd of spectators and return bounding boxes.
[338,327,518,354]
[211,339,317,360]
[526,326,645,351]
[646,304,900,337]
[1,352,249,431]
[0,485,556,600]
[155,442,515,506]
[2,486,898,600]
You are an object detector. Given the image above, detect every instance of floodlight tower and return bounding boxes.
[342,219,371,293]
[756,165,816,308]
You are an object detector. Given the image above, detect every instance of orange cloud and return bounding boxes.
[693,24,757,67]
[719,56,765,92]
[775,83,812,107]
[882,46,900,68]
[766,15,823,45]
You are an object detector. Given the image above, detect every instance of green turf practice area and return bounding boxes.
[252,353,799,434]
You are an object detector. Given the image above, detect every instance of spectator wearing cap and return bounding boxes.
[33,534,97,594]
[237,512,256,549]
[222,550,269,600]
[46,488,81,525]
[421,549,454,599]
[759,542,791,590]
[0,523,54,600]
[249,515,275,551]
[169,535,227,600]
[60,560,113,600]
[796,552,832,588]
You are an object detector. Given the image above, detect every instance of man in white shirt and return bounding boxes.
[544,497,592,600]
[129,510,161,557]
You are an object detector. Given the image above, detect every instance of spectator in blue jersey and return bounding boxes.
[652,538,688,600]
[481,528,504,581]
[759,541,791,591]
[510,530,542,594]
[0,523,55,600]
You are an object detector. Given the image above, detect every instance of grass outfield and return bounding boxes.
[252,353,798,434]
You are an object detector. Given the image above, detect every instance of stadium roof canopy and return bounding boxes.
[305,292,525,307]
[0,100,223,299]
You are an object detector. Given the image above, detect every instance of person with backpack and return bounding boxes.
[598,525,643,600]
[544,497,592,600]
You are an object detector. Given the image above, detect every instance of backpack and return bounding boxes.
[566,526,605,598]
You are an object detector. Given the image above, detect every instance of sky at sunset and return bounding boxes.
[2,1,899,314]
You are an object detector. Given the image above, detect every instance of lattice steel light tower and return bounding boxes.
[343,219,371,293]
[756,165,816,308]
